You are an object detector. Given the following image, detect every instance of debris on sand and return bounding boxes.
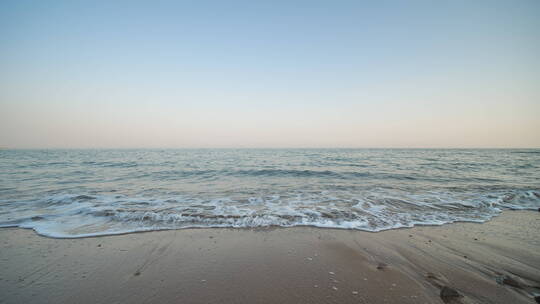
[440,286,461,300]
[426,272,438,279]
[377,262,388,270]
[496,275,522,288]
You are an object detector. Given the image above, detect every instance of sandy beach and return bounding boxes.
[1,211,539,304]
[3,0,539,302]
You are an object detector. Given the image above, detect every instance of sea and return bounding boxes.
[0,149,539,238]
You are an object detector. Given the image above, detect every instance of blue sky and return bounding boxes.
[1,0,539,148]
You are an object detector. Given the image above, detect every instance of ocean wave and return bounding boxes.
[80,161,138,168]
[0,189,538,238]
[511,151,540,154]
[145,169,506,183]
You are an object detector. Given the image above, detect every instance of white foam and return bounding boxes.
[0,189,537,238]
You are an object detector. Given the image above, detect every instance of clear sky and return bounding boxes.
[1,0,539,148]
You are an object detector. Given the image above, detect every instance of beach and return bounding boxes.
[2,0,539,302]
[1,210,538,304]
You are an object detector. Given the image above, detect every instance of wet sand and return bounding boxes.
[0,211,539,304]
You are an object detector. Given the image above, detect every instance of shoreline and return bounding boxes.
[1,211,539,303]
[4,207,532,240]
[0,216,504,239]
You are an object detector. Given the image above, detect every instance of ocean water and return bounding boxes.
[0,149,539,238]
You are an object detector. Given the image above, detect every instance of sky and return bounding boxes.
[1,0,539,148]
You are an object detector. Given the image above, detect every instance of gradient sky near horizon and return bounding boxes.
[1,0,539,148]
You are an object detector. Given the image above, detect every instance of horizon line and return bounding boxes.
[2,147,540,150]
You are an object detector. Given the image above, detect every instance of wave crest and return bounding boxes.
[0,189,538,238]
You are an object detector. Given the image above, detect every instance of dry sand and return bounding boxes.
[0,211,539,304]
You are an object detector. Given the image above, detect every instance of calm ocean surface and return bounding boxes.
[0,149,539,238]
